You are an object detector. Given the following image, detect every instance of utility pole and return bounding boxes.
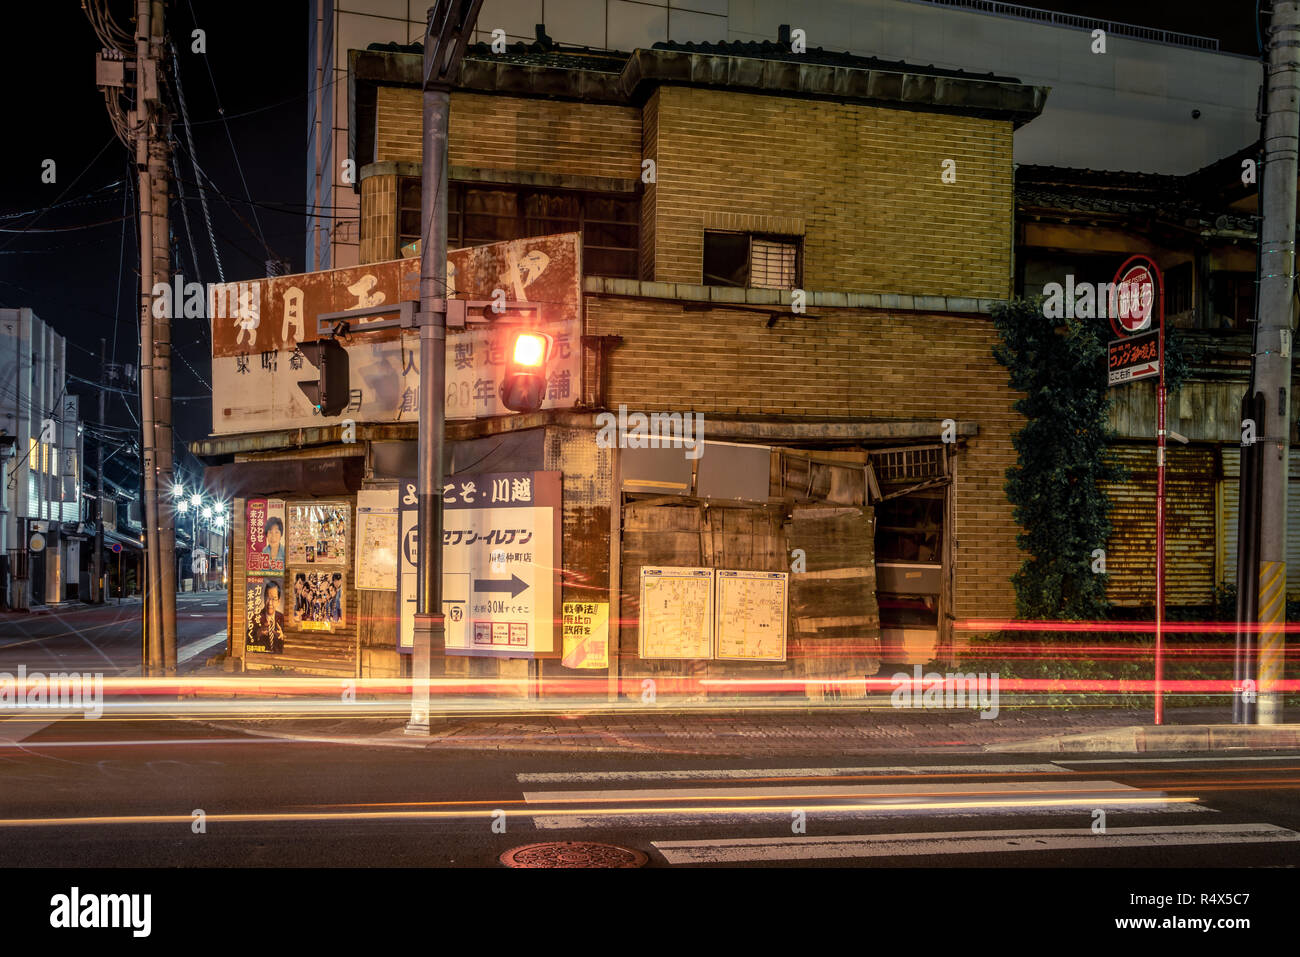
[406,0,483,734]
[93,339,106,603]
[130,0,178,672]
[132,0,163,674]
[1255,0,1300,724]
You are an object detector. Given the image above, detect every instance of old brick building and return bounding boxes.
[198,35,1048,691]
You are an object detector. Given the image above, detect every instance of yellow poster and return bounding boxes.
[562,601,609,669]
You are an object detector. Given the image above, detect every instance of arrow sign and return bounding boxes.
[474,574,529,598]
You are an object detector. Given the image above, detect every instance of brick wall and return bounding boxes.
[640,89,659,282]
[375,87,643,181]
[359,173,397,264]
[650,86,1014,300]
[585,294,1024,618]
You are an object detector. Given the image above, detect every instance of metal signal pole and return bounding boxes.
[1255,0,1300,724]
[406,0,483,734]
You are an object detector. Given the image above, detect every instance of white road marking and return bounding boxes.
[179,631,227,664]
[517,764,1068,784]
[651,823,1300,864]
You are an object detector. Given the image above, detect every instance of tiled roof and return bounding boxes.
[649,38,1020,84]
[367,27,1022,85]
[1016,163,1256,232]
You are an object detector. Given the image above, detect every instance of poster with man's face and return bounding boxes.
[289,569,346,632]
[246,499,286,573]
[245,576,286,654]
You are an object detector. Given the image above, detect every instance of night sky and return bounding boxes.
[0,0,1260,484]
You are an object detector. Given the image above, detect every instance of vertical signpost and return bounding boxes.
[1106,256,1165,725]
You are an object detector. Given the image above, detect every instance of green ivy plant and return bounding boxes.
[992,298,1125,620]
[991,297,1195,621]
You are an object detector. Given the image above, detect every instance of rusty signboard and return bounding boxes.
[210,233,582,433]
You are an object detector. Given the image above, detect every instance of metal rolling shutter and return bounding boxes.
[1217,447,1300,599]
[1103,444,1217,606]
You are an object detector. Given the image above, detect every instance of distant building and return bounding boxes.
[0,308,85,608]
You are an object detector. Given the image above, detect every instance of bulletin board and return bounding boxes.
[638,566,714,659]
[714,569,788,661]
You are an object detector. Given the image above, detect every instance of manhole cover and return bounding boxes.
[500,841,648,868]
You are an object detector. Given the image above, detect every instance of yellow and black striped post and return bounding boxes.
[1258,560,1286,723]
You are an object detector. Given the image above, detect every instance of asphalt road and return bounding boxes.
[1,715,1297,869]
[0,591,228,675]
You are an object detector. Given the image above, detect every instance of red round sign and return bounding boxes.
[1110,265,1155,336]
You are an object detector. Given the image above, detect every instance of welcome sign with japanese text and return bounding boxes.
[397,471,562,658]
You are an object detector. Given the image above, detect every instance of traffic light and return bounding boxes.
[499,330,553,413]
[296,338,350,417]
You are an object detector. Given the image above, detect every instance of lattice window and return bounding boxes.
[750,238,798,289]
[870,446,946,484]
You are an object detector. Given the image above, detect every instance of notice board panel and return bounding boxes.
[639,566,714,659]
[714,569,788,661]
[355,488,398,591]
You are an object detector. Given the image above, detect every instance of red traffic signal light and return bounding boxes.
[499,331,552,413]
[296,338,350,417]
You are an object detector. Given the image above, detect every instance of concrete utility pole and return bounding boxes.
[131,0,178,672]
[1255,1,1300,724]
[406,0,483,734]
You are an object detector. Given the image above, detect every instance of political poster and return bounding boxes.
[561,601,609,669]
[245,577,286,654]
[290,569,346,632]
[246,498,286,574]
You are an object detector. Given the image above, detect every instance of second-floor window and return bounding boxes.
[398,178,638,279]
[703,231,800,288]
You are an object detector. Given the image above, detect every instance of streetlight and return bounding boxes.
[177,499,188,514]
[190,492,202,508]
[172,483,184,498]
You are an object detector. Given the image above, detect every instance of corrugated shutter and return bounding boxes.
[1103,444,1217,606]
[1290,456,1300,599]
[1220,447,1239,589]
[1223,447,1300,599]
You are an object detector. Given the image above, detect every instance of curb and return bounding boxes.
[987,724,1300,753]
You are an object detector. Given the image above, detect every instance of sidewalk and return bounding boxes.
[212,704,1300,756]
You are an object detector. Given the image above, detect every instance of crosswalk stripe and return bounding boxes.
[651,823,1300,864]
[518,764,1068,784]
[524,780,1144,803]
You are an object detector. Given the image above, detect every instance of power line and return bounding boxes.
[184,0,269,256]
[0,135,119,252]
[169,39,225,283]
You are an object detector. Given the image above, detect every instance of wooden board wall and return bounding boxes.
[618,500,878,682]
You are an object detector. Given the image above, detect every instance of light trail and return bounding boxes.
[0,795,1200,829]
